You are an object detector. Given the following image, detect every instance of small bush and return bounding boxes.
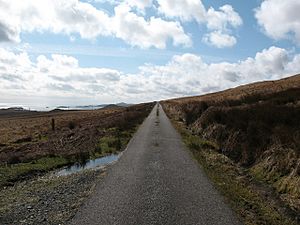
[14,136,32,144]
[68,121,76,130]
[95,145,102,154]
[7,155,21,164]
[73,152,90,165]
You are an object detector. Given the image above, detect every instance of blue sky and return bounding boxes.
[0,0,299,107]
[18,0,275,72]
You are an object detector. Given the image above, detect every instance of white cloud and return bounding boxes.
[156,1,242,30]
[253,46,289,74]
[0,0,112,42]
[255,0,300,44]
[203,5,242,48]
[0,0,191,49]
[157,0,206,23]
[36,54,121,85]
[125,0,153,12]
[156,0,242,48]
[0,1,21,42]
[130,46,299,99]
[0,0,243,49]
[0,46,299,104]
[286,54,300,74]
[0,48,123,101]
[112,3,192,49]
[0,48,31,68]
[206,5,242,31]
[202,31,236,48]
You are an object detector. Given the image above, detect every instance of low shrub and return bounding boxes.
[68,121,76,130]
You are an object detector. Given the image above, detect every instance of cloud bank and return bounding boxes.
[0,46,299,104]
[0,0,242,48]
[0,0,191,49]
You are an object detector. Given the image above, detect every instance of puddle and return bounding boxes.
[57,154,119,176]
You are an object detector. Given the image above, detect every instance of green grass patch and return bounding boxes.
[183,134,218,151]
[39,134,49,142]
[93,129,134,158]
[0,156,69,187]
[95,136,121,155]
[250,158,300,211]
[172,120,297,225]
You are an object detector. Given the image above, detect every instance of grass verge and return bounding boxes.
[172,120,298,225]
[0,156,69,187]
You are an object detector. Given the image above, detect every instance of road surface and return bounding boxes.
[70,104,242,225]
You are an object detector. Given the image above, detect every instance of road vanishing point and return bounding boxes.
[70,104,242,225]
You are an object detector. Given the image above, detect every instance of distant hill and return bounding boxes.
[102,102,133,109]
[3,107,27,111]
[103,104,123,109]
[167,74,300,104]
[53,102,133,111]
[161,74,300,213]
[0,107,39,118]
[116,102,133,107]
[162,73,300,164]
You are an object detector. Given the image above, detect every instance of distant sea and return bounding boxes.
[0,103,104,112]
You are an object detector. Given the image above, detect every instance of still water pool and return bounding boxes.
[57,154,119,176]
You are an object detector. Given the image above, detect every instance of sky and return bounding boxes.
[0,0,300,107]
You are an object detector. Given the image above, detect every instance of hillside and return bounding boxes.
[161,74,300,220]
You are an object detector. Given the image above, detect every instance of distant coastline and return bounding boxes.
[0,102,132,112]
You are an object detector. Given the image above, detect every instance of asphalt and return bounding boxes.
[69,104,243,225]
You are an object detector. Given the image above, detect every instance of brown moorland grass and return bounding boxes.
[161,74,300,224]
[0,102,154,186]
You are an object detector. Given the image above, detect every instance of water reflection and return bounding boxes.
[57,154,119,176]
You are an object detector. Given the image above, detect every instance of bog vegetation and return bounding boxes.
[0,103,154,187]
[162,74,300,224]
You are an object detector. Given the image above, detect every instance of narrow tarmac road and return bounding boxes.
[70,104,242,225]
